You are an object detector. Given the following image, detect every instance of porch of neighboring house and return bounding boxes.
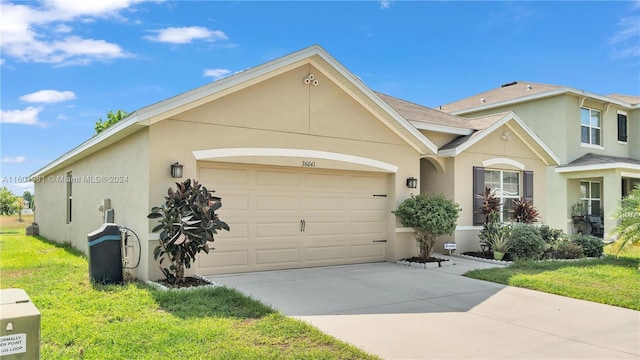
[557,154,640,239]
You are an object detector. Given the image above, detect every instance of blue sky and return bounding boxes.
[1,0,639,195]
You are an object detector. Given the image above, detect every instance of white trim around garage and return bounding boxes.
[193,148,399,173]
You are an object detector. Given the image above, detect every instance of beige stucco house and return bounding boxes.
[441,81,640,237]
[31,46,558,281]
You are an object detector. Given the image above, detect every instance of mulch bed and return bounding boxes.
[462,251,514,261]
[401,256,450,264]
[155,276,213,289]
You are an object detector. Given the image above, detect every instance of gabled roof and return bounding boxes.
[376,92,480,135]
[438,112,560,166]
[31,45,439,177]
[440,81,640,114]
[607,94,640,105]
[555,153,640,173]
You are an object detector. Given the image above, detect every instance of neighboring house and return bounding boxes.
[440,81,640,237]
[31,46,557,281]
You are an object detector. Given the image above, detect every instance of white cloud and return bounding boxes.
[20,90,76,103]
[54,24,73,33]
[609,3,640,59]
[0,107,43,125]
[1,156,26,163]
[144,26,227,44]
[203,68,231,80]
[0,1,138,65]
[380,1,391,9]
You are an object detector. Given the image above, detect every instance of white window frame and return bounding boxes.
[485,169,521,222]
[580,107,602,147]
[580,181,601,216]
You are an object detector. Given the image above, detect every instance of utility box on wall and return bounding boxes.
[0,289,41,359]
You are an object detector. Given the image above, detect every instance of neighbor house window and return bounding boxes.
[485,169,520,222]
[618,113,627,142]
[66,171,72,224]
[580,181,601,216]
[581,108,601,146]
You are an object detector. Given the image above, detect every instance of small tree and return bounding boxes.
[610,185,640,256]
[95,110,128,134]
[0,187,20,216]
[148,179,229,283]
[392,193,461,261]
[23,191,33,209]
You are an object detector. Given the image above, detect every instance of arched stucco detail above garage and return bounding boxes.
[193,148,399,173]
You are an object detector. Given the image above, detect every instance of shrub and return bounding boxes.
[539,224,564,246]
[508,223,546,260]
[511,198,539,224]
[393,193,461,261]
[569,234,604,258]
[476,187,501,224]
[550,239,584,259]
[148,179,229,283]
[478,222,511,244]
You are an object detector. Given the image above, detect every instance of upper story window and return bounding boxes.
[581,107,601,146]
[618,113,628,143]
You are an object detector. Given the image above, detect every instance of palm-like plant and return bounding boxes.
[610,185,640,256]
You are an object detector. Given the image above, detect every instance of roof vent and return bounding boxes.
[481,98,487,103]
[527,84,532,90]
[501,81,518,88]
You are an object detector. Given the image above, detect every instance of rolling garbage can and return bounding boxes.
[87,223,123,284]
[0,289,40,359]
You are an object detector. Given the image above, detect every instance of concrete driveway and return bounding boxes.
[205,256,640,360]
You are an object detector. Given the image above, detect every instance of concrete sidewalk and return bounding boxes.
[205,257,640,359]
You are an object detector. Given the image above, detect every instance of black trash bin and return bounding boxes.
[87,223,123,284]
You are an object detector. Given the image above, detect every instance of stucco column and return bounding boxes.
[603,170,621,240]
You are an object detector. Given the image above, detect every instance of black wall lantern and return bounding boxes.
[406,177,418,189]
[170,162,184,178]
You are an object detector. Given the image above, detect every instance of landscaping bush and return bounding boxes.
[508,223,546,260]
[511,198,539,223]
[550,239,584,259]
[478,222,511,244]
[570,234,604,258]
[539,224,564,246]
[393,193,461,261]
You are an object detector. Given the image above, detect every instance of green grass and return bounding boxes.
[1,217,378,360]
[465,244,640,310]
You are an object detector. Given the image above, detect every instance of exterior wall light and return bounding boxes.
[406,177,418,189]
[170,162,184,178]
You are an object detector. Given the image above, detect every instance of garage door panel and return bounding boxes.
[256,170,301,187]
[256,221,300,238]
[214,222,249,240]
[255,248,301,266]
[350,220,385,236]
[350,197,385,211]
[256,195,301,211]
[305,195,345,211]
[221,194,250,211]
[197,249,249,270]
[304,221,347,236]
[349,244,385,259]
[306,246,345,262]
[201,167,250,187]
[306,173,347,190]
[349,175,386,192]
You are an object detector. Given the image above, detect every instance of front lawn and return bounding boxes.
[465,245,640,310]
[0,217,378,359]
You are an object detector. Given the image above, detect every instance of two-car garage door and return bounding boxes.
[196,162,388,275]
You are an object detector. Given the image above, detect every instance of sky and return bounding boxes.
[1,0,639,196]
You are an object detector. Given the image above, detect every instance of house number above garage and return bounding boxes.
[301,161,316,168]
